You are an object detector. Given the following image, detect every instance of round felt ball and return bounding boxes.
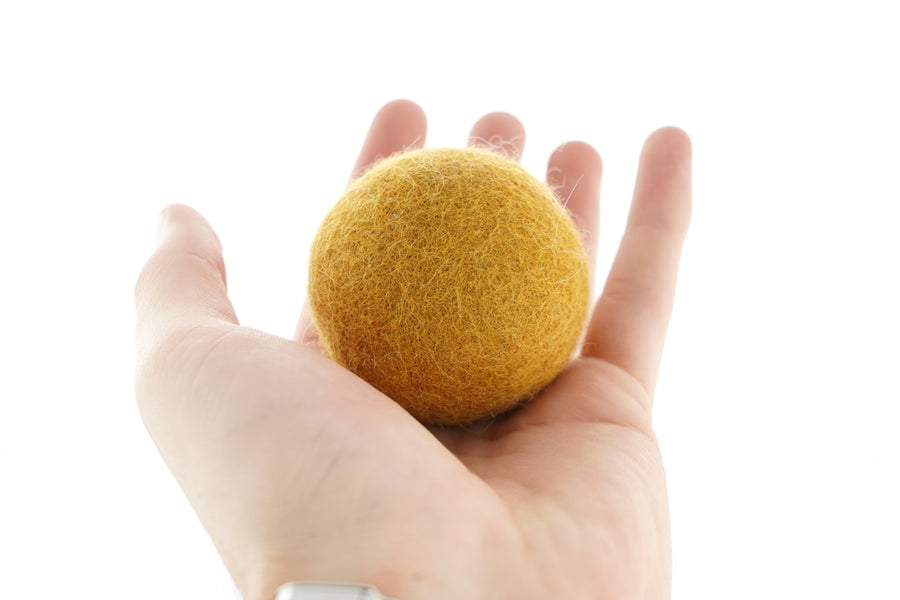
[308,147,590,425]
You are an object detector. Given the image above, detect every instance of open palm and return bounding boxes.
[134,100,692,600]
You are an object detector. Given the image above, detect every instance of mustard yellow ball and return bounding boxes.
[308,147,590,425]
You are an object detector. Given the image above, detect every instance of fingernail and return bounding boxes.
[154,208,170,246]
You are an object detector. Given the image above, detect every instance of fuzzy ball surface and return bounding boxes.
[308,147,590,425]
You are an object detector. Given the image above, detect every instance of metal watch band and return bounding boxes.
[274,582,398,600]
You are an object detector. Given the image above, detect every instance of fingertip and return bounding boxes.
[546,141,603,214]
[154,203,184,245]
[656,125,691,145]
[352,100,428,180]
[635,126,693,231]
[155,203,218,245]
[151,203,227,285]
[644,126,692,162]
[470,111,524,135]
[375,99,427,139]
[468,112,525,160]
[548,141,603,181]
[379,98,425,115]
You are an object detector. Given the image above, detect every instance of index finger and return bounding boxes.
[296,100,427,345]
[349,99,427,181]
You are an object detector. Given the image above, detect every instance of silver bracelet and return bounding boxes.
[274,582,398,600]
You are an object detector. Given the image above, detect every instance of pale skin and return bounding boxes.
[134,99,692,600]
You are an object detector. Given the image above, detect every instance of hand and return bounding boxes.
[134,99,692,600]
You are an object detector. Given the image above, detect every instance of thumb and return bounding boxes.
[135,204,238,354]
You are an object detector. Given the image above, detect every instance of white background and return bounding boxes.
[1,1,898,598]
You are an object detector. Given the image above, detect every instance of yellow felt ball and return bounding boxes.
[308,147,590,425]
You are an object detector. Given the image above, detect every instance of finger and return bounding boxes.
[547,141,602,282]
[467,112,525,160]
[349,99,427,181]
[582,127,692,405]
[297,100,427,346]
[135,204,238,354]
